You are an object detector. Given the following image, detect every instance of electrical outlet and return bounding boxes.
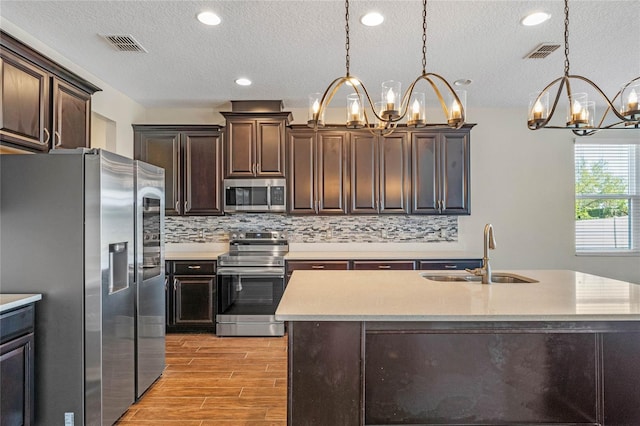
[65,412,74,426]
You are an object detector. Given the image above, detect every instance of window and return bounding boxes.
[574,140,639,254]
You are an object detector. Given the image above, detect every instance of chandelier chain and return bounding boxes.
[345,0,350,75]
[563,0,570,76]
[422,0,427,74]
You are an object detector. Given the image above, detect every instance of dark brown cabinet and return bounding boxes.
[0,304,36,426]
[0,49,50,151]
[418,259,482,270]
[166,260,216,332]
[286,260,350,282]
[350,131,409,214]
[288,129,349,214]
[134,125,224,216]
[0,30,99,153]
[411,128,471,215]
[51,78,91,150]
[352,260,415,270]
[221,112,291,178]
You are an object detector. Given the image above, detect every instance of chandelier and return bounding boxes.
[527,0,639,136]
[307,0,466,135]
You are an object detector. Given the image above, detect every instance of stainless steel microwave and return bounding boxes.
[223,178,286,213]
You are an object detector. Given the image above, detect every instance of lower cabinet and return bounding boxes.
[286,260,350,282]
[418,259,482,271]
[0,304,35,426]
[166,260,216,332]
[352,260,415,270]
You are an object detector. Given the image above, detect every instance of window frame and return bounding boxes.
[574,138,640,256]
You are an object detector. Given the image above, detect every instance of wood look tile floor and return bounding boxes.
[115,333,287,426]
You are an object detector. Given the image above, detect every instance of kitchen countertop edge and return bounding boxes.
[0,293,42,313]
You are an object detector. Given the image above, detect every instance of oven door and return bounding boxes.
[216,267,285,336]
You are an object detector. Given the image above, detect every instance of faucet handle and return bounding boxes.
[466,267,485,276]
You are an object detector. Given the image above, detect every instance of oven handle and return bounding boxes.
[216,267,285,277]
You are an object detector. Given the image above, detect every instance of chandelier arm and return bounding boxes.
[568,74,640,122]
[422,73,467,128]
[313,76,354,130]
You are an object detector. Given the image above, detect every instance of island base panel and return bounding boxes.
[286,321,640,426]
[288,321,362,425]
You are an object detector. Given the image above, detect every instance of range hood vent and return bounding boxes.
[102,34,148,52]
[524,43,560,59]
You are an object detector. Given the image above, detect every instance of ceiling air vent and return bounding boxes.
[102,34,147,52]
[524,43,560,59]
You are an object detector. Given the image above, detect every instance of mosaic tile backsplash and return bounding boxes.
[165,214,457,243]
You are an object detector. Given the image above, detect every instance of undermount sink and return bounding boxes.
[420,272,538,284]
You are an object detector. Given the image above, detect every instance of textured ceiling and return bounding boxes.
[1,0,638,111]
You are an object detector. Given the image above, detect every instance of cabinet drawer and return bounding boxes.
[0,305,35,345]
[352,260,415,270]
[172,261,216,275]
[418,259,482,271]
[287,261,350,272]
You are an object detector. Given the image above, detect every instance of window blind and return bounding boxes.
[574,141,639,253]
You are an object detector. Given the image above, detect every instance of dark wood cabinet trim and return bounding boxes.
[1,30,100,94]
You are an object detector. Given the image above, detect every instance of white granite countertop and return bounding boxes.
[275,270,640,322]
[0,294,42,314]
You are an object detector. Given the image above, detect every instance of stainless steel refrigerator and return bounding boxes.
[0,149,165,425]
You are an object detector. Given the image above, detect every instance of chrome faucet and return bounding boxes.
[467,223,496,284]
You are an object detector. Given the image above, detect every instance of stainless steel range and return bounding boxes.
[216,231,288,336]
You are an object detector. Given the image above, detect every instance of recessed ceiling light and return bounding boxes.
[521,12,551,26]
[235,78,252,86]
[197,11,221,26]
[454,79,473,86]
[361,12,384,27]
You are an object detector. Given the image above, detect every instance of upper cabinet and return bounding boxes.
[350,131,410,214]
[221,112,292,178]
[288,129,348,215]
[411,128,472,215]
[134,125,224,216]
[0,30,100,153]
[288,124,473,216]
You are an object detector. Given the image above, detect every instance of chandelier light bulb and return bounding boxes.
[533,100,544,119]
[312,99,320,114]
[572,99,582,115]
[628,89,638,110]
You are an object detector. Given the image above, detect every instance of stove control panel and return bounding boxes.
[229,231,287,241]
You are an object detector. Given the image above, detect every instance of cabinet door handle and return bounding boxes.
[173,278,178,291]
[187,265,201,269]
[378,265,392,269]
[257,163,261,174]
[252,163,256,175]
[175,200,180,212]
[164,276,169,290]
[54,131,62,148]
[315,200,319,213]
[42,128,51,145]
[184,200,189,212]
[444,265,458,269]
[311,265,325,269]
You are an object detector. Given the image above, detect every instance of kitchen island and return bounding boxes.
[275,270,640,425]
